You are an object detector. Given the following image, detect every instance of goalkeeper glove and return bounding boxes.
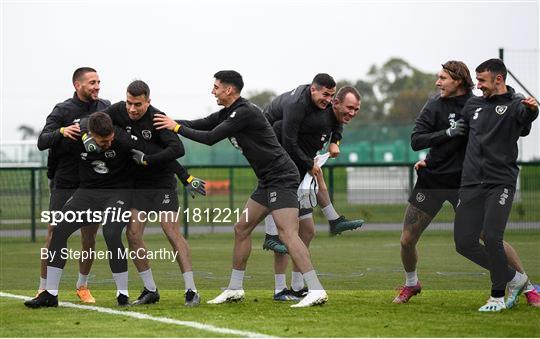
[445,118,467,137]
[82,133,101,152]
[184,175,206,198]
[130,149,148,166]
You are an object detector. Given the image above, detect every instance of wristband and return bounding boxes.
[173,124,181,133]
[60,127,65,136]
[186,175,194,183]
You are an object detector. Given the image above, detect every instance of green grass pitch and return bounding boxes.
[1,230,539,337]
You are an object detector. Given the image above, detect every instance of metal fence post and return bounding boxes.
[30,168,36,242]
[408,165,414,195]
[229,167,234,211]
[182,181,189,239]
[329,166,334,202]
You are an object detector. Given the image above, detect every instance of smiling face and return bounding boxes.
[435,69,461,98]
[92,132,115,151]
[74,71,100,102]
[211,79,235,107]
[310,85,336,110]
[476,71,501,98]
[333,92,360,124]
[125,93,150,121]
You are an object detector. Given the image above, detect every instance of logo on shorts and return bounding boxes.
[416,192,426,203]
[270,191,277,203]
[449,113,456,119]
[142,130,152,140]
[162,194,170,204]
[456,199,461,207]
[105,150,116,158]
[495,105,508,115]
[116,200,124,205]
[499,188,509,205]
[321,134,328,142]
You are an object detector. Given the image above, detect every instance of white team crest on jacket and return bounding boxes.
[416,192,425,203]
[142,130,152,139]
[105,150,116,158]
[495,105,508,115]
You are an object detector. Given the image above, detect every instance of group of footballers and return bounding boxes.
[23,57,538,312]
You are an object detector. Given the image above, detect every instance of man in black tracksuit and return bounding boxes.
[99,80,203,306]
[26,112,175,308]
[36,67,110,303]
[453,59,538,312]
[263,76,362,240]
[264,83,363,301]
[393,61,538,306]
[153,70,328,307]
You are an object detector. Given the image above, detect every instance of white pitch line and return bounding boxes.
[0,292,276,338]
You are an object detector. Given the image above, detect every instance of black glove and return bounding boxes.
[130,149,148,166]
[184,176,206,198]
[445,118,467,137]
[82,133,100,153]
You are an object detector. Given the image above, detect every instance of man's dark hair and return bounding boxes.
[88,112,114,137]
[442,60,474,92]
[475,58,507,81]
[312,73,336,89]
[214,70,244,93]
[127,80,151,98]
[72,67,97,84]
[336,86,361,102]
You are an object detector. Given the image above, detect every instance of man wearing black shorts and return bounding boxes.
[99,80,204,306]
[454,59,538,312]
[154,70,327,307]
[264,83,362,301]
[36,67,110,303]
[394,61,539,306]
[25,112,173,308]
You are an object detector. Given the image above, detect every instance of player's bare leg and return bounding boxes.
[393,204,432,304]
[127,209,159,305]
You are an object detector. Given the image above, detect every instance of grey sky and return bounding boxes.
[1,0,538,157]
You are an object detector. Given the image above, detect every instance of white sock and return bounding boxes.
[303,270,323,291]
[299,213,312,221]
[138,269,157,292]
[39,277,47,290]
[45,266,63,296]
[405,270,418,286]
[228,269,244,290]
[112,271,129,297]
[183,271,197,292]
[524,280,535,293]
[274,274,287,293]
[76,273,89,289]
[291,271,304,291]
[321,204,340,221]
[510,271,526,285]
[265,215,278,236]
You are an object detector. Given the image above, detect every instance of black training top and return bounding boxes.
[37,93,111,188]
[264,85,342,171]
[175,97,299,187]
[103,102,187,189]
[58,119,172,189]
[270,106,341,172]
[460,89,538,187]
[411,92,472,175]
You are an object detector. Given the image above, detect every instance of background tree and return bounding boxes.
[246,90,276,110]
